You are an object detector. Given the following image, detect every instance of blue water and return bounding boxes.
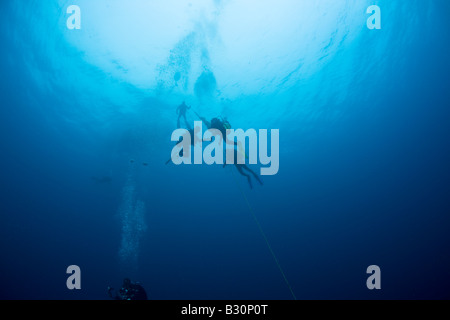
[1,0,449,300]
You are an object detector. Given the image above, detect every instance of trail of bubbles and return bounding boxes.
[118,174,147,271]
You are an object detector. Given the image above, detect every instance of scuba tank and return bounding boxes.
[220,116,231,130]
[218,117,248,160]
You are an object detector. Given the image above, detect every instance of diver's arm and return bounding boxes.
[225,136,236,146]
[199,116,211,129]
[193,111,211,128]
[225,134,238,146]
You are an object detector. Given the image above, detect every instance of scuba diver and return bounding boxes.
[194,111,234,146]
[108,278,148,300]
[195,111,250,161]
[224,150,263,189]
[194,111,261,189]
[165,111,231,165]
[176,101,191,128]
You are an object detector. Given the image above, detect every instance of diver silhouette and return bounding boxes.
[195,111,237,146]
[176,101,191,128]
[167,111,262,191]
[224,150,263,189]
[108,278,148,300]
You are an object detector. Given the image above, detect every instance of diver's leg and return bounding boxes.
[225,137,238,146]
[242,165,263,185]
[236,165,253,189]
[225,141,238,147]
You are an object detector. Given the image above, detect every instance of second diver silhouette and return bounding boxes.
[223,148,263,190]
[107,278,148,300]
[176,101,191,128]
[166,105,263,189]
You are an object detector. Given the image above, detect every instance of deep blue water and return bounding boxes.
[1,0,449,300]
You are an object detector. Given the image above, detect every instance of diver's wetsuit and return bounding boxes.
[177,102,190,128]
[224,150,263,189]
[199,116,238,146]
